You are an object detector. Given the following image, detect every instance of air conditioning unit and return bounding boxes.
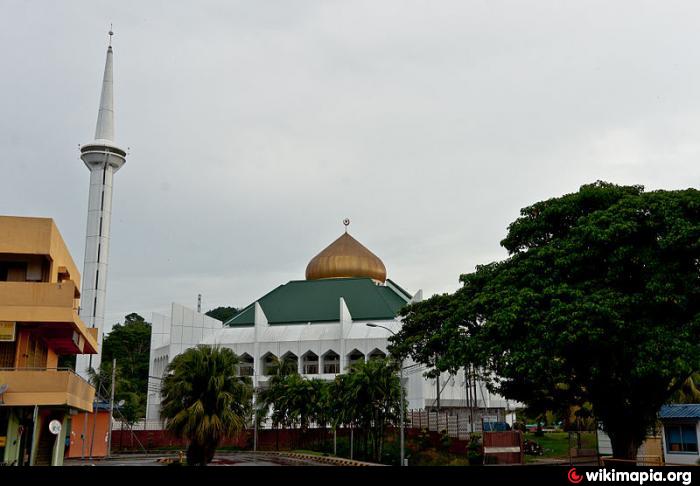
[72,331,84,352]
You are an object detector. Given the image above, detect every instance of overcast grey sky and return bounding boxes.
[2,0,699,328]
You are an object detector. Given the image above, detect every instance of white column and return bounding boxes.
[339,298,351,371]
[253,302,267,380]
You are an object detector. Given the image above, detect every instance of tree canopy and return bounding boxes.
[259,357,404,463]
[91,313,152,424]
[205,306,239,324]
[394,182,700,459]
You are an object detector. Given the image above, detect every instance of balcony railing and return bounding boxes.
[0,367,95,412]
[0,281,98,353]
[0,281,78,311]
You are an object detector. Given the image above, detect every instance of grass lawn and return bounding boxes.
[523,431,598,463]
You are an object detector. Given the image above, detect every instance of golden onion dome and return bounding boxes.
[306,231,387,283]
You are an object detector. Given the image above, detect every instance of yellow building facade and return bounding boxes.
[0,216,97,466]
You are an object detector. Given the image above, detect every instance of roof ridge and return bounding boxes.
[223,282,287,325]
[385,278,412,300]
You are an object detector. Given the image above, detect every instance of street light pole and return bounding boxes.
[366,322,405,466]
[108,358,116,457]
[252,373,258,455]
[399,357,404,466]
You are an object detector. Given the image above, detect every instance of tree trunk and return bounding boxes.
[186,442,206,466]
[608,429,643,460]
[436,375,441,411]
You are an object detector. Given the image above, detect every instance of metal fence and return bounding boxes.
[112,419,165,431]
[407,410,484,439]
[116,411,498,437]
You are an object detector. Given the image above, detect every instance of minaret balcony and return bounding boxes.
[80,142,126,171]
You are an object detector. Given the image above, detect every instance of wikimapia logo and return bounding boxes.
[567,467,693,485]
[568,468,584,484]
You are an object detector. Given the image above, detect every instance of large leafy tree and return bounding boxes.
[398,182,700,459]
[391,293,465,376]
[88,313,152,423]
[87,361,144,426]
[160,345,252,465]
[205,306,239,324]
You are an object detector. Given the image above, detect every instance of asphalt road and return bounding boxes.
[65,452,331,467]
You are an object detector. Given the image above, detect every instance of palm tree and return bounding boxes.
[342,358,403,462]
[674,373,700,403]
[160,345,252,465]
[260,362,332,450]
[259,355,299,432]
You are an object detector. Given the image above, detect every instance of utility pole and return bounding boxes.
[107,358,116,457]
[81,410,87,459]
[399,358,405,466]
[472,366,478,429]
[89,384,99,460]
[466,364,475,433]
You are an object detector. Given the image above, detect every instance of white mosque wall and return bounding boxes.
[145,300,516,427]
[145,303,223,424]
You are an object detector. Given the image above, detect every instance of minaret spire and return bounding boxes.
[76,31,128,380]
[95,29,115,141]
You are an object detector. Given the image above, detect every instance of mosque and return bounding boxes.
[60,31,513,432]
[146,222,514,427]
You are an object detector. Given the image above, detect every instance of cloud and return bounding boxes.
[1,0,699,328]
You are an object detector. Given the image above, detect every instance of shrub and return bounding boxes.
[467,433,483,465]
[438,429,452,451]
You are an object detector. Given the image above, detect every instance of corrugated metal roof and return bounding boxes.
[224,277,410,326]
[659,404,700,420]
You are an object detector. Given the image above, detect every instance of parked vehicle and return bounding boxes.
[523,439,544,456]
[483,421,512,432]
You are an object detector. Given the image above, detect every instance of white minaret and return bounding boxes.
[76,30,127,380]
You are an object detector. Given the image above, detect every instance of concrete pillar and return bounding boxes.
[29,406,40,466]
[410,289,423,303]
[50,414,69,466]
[339,298,351,371]
[253,302,267,380]
[3,411,20,465]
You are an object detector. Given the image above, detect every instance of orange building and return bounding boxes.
[65,405,111,459]
[0,216,98,466]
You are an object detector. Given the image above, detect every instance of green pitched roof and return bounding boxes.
[224,277,411,326]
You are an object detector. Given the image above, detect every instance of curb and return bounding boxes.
[272,451,383,466]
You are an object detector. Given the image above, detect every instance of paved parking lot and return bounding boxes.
[65,452,332,466]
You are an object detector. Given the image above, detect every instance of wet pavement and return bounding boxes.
[65,452,332,466]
